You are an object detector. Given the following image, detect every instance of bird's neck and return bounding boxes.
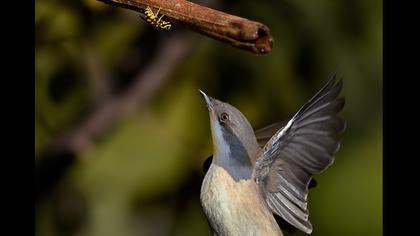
[212,136,259,182]
[210,118,260,181]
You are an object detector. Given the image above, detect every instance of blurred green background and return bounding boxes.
[35,0,382,235]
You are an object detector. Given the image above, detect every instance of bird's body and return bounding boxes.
[199,76,345,236]
[201,161,283,236]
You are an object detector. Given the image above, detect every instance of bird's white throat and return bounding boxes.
[211,117,231,159]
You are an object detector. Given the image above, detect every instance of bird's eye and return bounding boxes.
[220,112,229,122]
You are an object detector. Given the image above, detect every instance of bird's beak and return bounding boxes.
[199,90,214,111]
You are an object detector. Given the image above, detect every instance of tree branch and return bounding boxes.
[98,0,273,54]
[37,33,194,201]
[47,34,194,155]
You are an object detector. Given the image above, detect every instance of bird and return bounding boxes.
[199,75,345,235]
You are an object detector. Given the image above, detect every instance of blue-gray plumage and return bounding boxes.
[199,76,345,235]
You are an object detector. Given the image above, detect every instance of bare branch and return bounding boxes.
[48,34,194,155]
[84,46,112,104]
[98,0,273,54]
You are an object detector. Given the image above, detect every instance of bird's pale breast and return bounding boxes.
[200,164,283,236]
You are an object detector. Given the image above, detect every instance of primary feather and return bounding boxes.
[254,76,345,234]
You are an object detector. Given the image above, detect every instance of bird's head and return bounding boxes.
[199,90,259,169]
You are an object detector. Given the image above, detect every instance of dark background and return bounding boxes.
[35,0,382,235]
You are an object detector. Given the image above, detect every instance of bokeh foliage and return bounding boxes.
[36,0,382,235]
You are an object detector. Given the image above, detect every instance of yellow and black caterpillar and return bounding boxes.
[139,6,172,31]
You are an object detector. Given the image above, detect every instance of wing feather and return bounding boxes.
[255,76,345,234]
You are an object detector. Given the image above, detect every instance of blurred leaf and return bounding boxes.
[36,0,81,41]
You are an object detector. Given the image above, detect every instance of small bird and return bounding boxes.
[199,76,345,235]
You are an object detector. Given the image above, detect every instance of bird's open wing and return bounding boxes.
[254,76,345,234]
